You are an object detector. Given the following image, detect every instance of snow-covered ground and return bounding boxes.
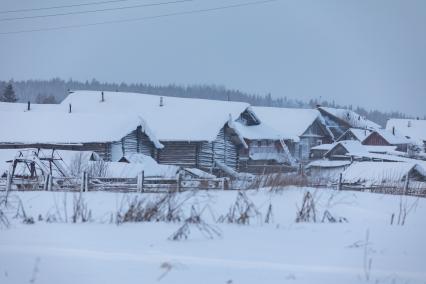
[0,188,425,284]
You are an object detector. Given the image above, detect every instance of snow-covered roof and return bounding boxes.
[0,111,144,144]
[311,143,335,151]
[313,142,397,157]
[61,90,251,142]
[366,129,410,145]
[364,145,398,154]
[337,128,372,142]
[319,107,381,130]
[342,162,426,184]
[252,107,322,141]
[386,119,426,143]
[328,140,370,156]
[232,121,281,140]
[306,160,351,168]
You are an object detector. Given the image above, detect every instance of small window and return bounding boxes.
[257,141,262,147]
[317,140,322,146]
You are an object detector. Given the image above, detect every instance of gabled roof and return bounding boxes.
[365,129,411,145]
[318,107,381,130]
[326,140,369,157]
[61,90,252,142]
[386,118,426,143]
[252,107,323,141]
[342,161,426,184]
[337,128,372,142]
[0,111,146,144]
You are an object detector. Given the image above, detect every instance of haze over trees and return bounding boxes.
[0,82,17,102]
[0,78,416,127]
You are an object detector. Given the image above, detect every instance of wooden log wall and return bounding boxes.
[198,127,238,171]
[156,141,198,167]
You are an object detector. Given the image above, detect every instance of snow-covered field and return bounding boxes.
[0,188,425,284]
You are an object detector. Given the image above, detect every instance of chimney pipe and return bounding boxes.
[69,103,72,113]
[27,101,30,111]
[101,91,104,102]
[159,96,164,107]
[392,126,395,135]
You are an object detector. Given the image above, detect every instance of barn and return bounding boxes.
[252,107,333,163]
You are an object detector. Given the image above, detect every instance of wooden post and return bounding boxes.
[47,174,52,191]
[338,173,342,191]
[137,171,144,193]
[222,178,225,190]
[6,170,12,195]
[80,171,87,192]
[404,171,409,195]
[142,171,144,192]
[177,173,181,192]
[85,172,89,192]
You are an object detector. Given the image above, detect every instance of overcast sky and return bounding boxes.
[0,0,425,116]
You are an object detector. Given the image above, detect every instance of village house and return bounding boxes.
[0,91,290,176]
[317,106,380,139]
[362,129,411,152]
[336,128,373,142]
[252,107,333,163]
[386,118,426,153]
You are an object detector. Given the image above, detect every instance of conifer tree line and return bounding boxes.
[0,78,419,127]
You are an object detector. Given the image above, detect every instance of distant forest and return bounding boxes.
[0,78,417,127]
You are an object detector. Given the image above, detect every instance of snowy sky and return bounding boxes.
[0,0,425,116]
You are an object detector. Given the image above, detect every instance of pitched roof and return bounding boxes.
[61,90,252,142]
[386,118,426,143]
[337,128,372,142]
[319,107,381,130]
[342,161,426,184]
[0,111,144,144]
[252,107,322,141]
[366,129,411,145]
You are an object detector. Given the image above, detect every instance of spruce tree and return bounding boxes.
[1,83,17,102]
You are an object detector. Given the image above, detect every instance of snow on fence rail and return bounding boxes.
[0,173,229,193]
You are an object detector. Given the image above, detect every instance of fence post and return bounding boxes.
[47,174,53,191]
[85,173,89,192]
[338,173,342,191]
[137,171,144,193]
[80,171,87,192]
[404,171,409,195]
[6,170,12,194]
[177,173,181,192]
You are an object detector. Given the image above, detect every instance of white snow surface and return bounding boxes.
[233,121,281,140]
[386,118,426,144]
[0,111,144,144]
[61,90,251,142]
[0,188,425,284]
[319,107,381,130]
[252,107,321,141]
[306,159,352,168]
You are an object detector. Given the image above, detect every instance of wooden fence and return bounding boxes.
[0,172,229,193]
